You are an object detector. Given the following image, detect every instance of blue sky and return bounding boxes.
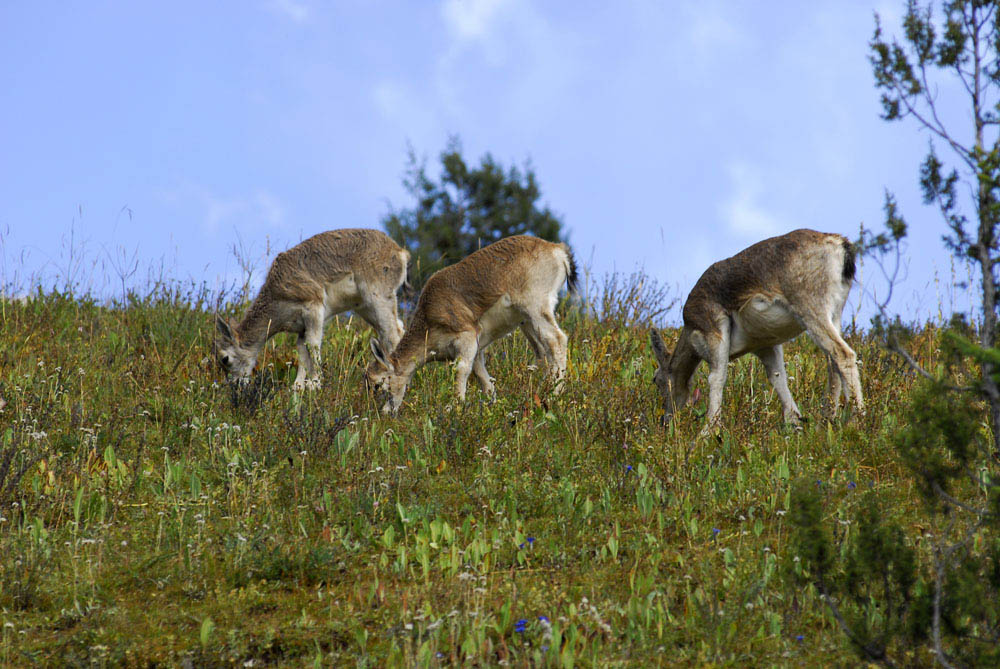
[0,1,980,323]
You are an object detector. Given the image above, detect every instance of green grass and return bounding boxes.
[0,290,939,666]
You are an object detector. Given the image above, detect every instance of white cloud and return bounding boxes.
[441,0,510,43]
[434,0,580,125]
[158,184,289,236]
[266,0,309,23]
[719,161,783,238]
[204,194,245,234]
[371,79,439,144]
[371,0,578,141]
[372,81,407,121]
[682,2,747,60]
[253,191,286,228]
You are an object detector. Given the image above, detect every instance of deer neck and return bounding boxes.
[235,295,278,354]
[389,321,431,378]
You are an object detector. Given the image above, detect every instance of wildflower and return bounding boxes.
[526,537,535,545]
[538,615,549,623]
[712,528,720,537]
[625,464,633,472]
[796,635,804,642]
[847,481,856,490]
[514,619,527,633]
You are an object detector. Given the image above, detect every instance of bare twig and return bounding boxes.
[817,580,897,668]
[931,481,989,516]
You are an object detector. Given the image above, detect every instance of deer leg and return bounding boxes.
[358,294,404,352]
[468,329,497,398]
[826,353,844,415]
[519,320,547,367]
[452,331,479,401]
[545,312,569,383]
[293,336,311,391]
[754,344,802,425]
[801,315,864,415]
[472,351,495,398]
[537,310,569,380]
[522,311,568,393]
[699,326,730,432]
[520,324,545,360]
[666,328,702,419]
[300,304,325,390]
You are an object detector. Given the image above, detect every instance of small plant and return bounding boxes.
[281,404,350,461]
[226,372,277,415]
[0,537,45,611]
[0,427,44,510]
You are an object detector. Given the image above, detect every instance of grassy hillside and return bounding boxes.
[0,290,938,666]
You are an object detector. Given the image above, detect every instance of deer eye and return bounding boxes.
[222,355,231,367]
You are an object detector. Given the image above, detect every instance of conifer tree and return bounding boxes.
[381,137,567,290]
[788,3,1000,665]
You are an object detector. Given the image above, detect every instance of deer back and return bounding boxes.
[682,229,847,335]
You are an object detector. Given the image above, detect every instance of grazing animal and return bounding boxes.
[365,235,577,413]
[214,229,409,390]
[650,229,862,431]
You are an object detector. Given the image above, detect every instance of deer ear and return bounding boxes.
[650,329,670,366]
[216,315,234,341]
[370,338,392,371]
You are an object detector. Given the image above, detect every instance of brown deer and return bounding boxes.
[650,229,862,432]
[365,235,577,413]
[214,228,409,390]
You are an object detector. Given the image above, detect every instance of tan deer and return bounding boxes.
[214,228,409,390]
[650,229,863,432]
[365,235,577,413]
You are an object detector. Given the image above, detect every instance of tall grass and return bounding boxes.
[0,262,951,666]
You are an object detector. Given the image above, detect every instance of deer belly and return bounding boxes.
[730,297,802,356]
[478,295,522,341]
[323,274,360,313]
